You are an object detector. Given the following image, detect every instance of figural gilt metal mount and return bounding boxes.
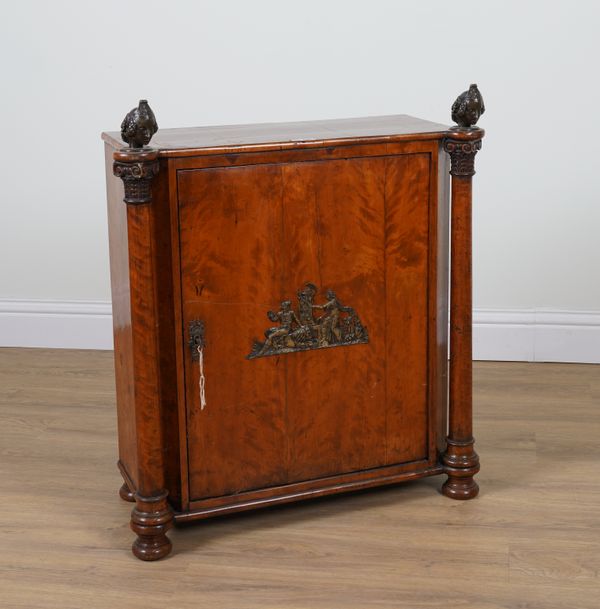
[247,283,368,359]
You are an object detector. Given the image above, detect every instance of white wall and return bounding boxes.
[1,0,599,360]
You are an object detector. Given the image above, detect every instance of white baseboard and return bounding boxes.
[0,299,113,350]
[0,300,598,363]
[473,309,600,363]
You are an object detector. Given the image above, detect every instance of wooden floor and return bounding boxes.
[1,349,599,608]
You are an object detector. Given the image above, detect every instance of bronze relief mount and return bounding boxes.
[247,283,369,360]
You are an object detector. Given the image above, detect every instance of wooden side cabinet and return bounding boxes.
[102,85,485,560]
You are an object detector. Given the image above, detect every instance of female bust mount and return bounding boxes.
[451,84,485,129]
[120,100,158,149]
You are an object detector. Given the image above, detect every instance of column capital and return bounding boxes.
[444,83,485,177]
[443,131,483,177]
[113,149,159,205]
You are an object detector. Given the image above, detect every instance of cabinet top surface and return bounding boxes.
[102,114,449,157]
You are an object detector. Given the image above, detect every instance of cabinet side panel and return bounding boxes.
[104,143,137,486]
[384,153,431,464]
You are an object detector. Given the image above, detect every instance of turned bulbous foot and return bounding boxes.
[442,473,479,499]
[119,482,136,502]
[130,491,173,561]
[441,438,480,500]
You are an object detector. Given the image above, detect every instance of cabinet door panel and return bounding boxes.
[177,153,431,500]
[384,154,430,464]
[178,165,288,498]
[280,158,387,479]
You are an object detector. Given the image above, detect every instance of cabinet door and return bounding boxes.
[177,153,431,501]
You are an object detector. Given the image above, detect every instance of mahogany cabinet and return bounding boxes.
[103,86,485,560]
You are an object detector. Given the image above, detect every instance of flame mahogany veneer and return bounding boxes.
[102,94,484,560]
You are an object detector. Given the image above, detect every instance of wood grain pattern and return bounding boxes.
[178,164,289,499]
[2,350,598,609]
[384,153,430,465]
[104,143,137,488]
[175,150,436,501]
[125,198,174,559]
[434,145,450,457]
[449,175,474,441]
[102,114,448,157]
[281,157,387,480]
[151,161,182,510]
[442,127,484,500]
